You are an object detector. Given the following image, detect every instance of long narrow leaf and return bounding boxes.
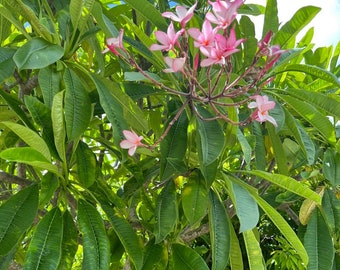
[24,208,63,270]
[171,244,209,270]
[243,229,266,270]
[78,200,110,270]
[209,189,230,270]
[0,184,38,256]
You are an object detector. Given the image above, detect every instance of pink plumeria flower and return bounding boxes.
[188,20,216,49]
[150,22,184,52]
[200,28,244,67]
[206,0,243,29]
[163,56,186,73]
[248,95,277,127]
[102,29,124,55]
[162,2,197,28]
[120,130,145,156]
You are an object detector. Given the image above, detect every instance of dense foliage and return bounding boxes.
[0,0,339,269]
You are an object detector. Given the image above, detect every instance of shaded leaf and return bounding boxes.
[24,208,63,270]
[170,243,209,270]
[0,184,38,256]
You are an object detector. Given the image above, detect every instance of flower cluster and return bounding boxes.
[104,0,285,155]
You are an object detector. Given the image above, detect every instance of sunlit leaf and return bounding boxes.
[243,229,266,270]
[13,38,64,70]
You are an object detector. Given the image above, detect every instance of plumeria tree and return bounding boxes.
[0,0,339,269]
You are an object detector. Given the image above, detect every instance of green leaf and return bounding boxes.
[160,103,188,181]
[0,47,15,82]
[69,0,95,31]
[229,225,244,270]
[182,171,209,225]
[243,229,266,270]
[273,6,321,48]
[38,65,62,108]
[0,147,60,175]
[13,38,64,70]
[274,93,336,144]
[240,170,321,204]
[39,172,59,207]
[323,149,340,187]
[262,0,278,38]
[51,91,66,162]
[142,243,167,270]
[24,96,59,159]
[1,121,51,160]
[267,123,289,175]
[170,243,209,270]
[253,122,266,171]
[279,64,340,87]
[101,204,144,270]
[75,141,96,188]
[57,211,78,270]
[64,68,92,141]
[91,75,127,147]
[237,128,251,169]
[154,180,178,243]
[209,189,230,270]
[228,175,309,266]
[196,107,224,166]
[0,184,38,256]
[24,208,63,270]
[231,182,259,233]
[284,109,315,165]
[78,200,110,270]
[0,90,35,130]
[3,0,53,41]
[304,209,334,270]
[124,0,168,31]
[283,89,340,118]
[91,2,119,37]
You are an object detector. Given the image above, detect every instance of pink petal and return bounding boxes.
[120,140,135,149]
[128,146,137,156]
[123,130,139,142]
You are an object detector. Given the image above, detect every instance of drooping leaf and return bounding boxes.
[229,225,244,270]
[284,109,315,165]
[0,184,38,256]
[0,147,60,175]
[154,180,178,243]
[64,68,92,141]
[209,189,230,270]
[231,182,259,233]
[160,102,188,181]
[24,208,63,270]
[182,171,209,225]
[78,200,110,270]
[170,243,209,270]
[1,121,51,160]
[279,64,340,87]
[13,38,64,70]
[323,148,340,187]
[228,175,309,266]
[273,93,336,144]
[273,6,321,48]
[240,170,321,204]
[304,209,334,270]
[57,211,78,270]
[236,128,251,169]
[102,204,144,270]
[243,229,266,270]
[75,141,96,188]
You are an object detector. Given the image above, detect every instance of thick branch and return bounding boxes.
[0,171,33,187]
